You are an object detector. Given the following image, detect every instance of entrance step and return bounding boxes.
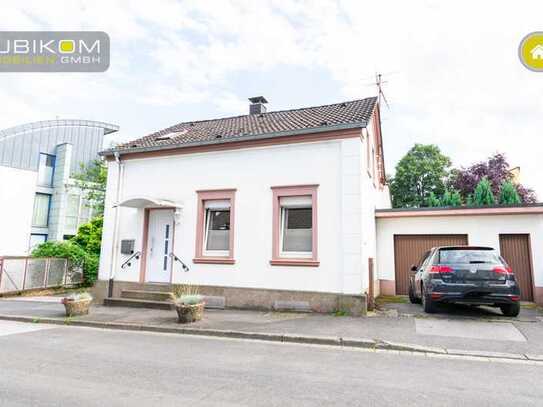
[121,290,173,302]
[104,297,172,310]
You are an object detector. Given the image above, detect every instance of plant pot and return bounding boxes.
[175,302,204,323]
[62,298,92,317]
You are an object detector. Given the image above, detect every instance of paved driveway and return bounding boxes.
[376,297,542,321]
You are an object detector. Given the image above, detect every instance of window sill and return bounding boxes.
[193,257,235,265]
[269,259,320,267]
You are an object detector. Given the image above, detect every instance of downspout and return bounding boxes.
[108,151,123,298]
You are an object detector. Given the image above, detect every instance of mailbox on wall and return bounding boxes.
[120,239,135,255]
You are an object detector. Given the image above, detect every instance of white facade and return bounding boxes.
[99,136,390,295]
[0,166,37,255]
[376,213,543,290]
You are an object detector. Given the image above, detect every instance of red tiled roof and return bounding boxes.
[108,97,377,154]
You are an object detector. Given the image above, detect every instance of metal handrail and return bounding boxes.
[169,253,189,272]
[121,251,141,269]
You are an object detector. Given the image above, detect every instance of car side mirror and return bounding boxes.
[410,265,418,272]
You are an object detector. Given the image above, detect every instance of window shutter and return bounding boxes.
[279,196,312,208]
[204,199,230,210]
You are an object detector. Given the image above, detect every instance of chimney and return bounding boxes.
[249,96,268,115]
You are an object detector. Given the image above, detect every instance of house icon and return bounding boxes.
[530,44,543,60]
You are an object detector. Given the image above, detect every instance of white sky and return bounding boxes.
[1,0,542,197]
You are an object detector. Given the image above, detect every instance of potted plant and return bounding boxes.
[61,291,92,317]
[170,284,204,324]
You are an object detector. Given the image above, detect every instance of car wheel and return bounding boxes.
[422,287,436,314]
[408,283,420,304]
[500,303,520,317]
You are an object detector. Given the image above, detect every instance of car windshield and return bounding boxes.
[438,249,502,264]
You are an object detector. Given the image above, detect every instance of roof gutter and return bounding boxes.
[375,203,543,218]
[99,121,367,157]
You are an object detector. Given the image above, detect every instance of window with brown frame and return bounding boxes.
[270,185,319,267]
[194,189,236,264]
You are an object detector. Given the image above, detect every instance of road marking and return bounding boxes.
[0,320,55,337]
[415,319,526,342]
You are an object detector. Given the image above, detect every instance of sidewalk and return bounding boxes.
[1,296,542,361]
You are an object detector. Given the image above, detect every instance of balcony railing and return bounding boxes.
[0,256,83,294]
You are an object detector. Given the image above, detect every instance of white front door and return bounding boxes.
[145,209,174,283]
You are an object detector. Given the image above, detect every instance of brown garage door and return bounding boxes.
[499,234,534,301]
[394,234,469,295]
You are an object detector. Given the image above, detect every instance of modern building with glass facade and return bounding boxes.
[0,119,119,255]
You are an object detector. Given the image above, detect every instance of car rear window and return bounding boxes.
[438,249,502,264]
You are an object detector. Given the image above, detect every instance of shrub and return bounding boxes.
[71,217,103,256]
[175,294,203,305]
[473,178,496,206]
[32,241,98,286]
[499,181,522,205]
[449,190,462,206]
[425,192,441,207]
[440,189,462,207]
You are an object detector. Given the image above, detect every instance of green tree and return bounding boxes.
[473,178,496,206]
[449,190,462,206]
[71,217,103,256]
[425,192,441,207]
[499,180,522,205]
[72,159,107,216]
[440,189,462,207]
[440,190,452,206]
[389,144,452,207]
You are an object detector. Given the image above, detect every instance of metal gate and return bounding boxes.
[393,234,468,295]
[499,234,534,301]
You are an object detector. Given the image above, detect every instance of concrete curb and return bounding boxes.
[0,314,541,363]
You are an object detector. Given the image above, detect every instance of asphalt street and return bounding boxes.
[0,320,541,406]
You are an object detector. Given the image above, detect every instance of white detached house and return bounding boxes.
[97,96,389,314]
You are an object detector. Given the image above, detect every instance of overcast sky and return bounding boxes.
[2,0,542,197]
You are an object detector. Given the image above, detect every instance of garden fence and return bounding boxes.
[0,256,83,294]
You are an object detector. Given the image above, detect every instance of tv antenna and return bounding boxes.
[375,73,390,110]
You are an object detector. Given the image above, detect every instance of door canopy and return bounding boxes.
[115,197,183,209]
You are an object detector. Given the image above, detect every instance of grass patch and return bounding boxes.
[334,310,348,317]
[375,295,408,305]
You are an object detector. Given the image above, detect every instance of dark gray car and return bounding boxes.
[408,246,521,316]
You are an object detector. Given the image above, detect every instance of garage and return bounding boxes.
[375,205,543,305]
[393,234,468,295]
[499,234,534,301]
